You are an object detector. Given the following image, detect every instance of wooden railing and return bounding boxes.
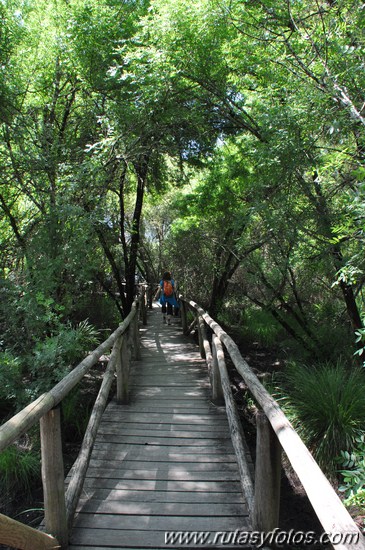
[0,291,147,550]
[2,289,364,550]
[179,297,365,550]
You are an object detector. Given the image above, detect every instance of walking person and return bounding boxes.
[157,271,179,325]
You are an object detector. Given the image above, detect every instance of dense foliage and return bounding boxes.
[1,0,365,507]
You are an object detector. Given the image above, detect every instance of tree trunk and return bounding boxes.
[124,154,149,314]
[301,171,363,332]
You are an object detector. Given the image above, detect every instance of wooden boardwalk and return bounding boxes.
[68,305,251,549]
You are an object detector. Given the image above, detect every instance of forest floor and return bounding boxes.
[1,336,363,549]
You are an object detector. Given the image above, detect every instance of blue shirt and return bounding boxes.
[159,279,179,307]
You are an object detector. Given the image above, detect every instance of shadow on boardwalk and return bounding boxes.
[68,305,252,549]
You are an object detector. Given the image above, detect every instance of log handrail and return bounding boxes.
[0,514,60,550]
[65,337,120,530]
[0,290,147,550]
[180,297,365,550]
[212,334,255,509]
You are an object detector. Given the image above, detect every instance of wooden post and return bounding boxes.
[200,323,213,378]
[252,410,282,532]
[128,307,140,361]
[133,306,141,359]
[211,336,224,406]
[180,300,188,335]
[141,291,147,325]
[147,284,153,309]
[116,334,130,404]
[197,314,205,359]
[40,407,68,549]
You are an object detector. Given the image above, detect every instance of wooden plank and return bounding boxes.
[131,365,207,373]
[70,528,251,548]
[130,371,208,379]
[103,414,227,422]
[132,360,205,367]
[99,422,228,433]
[93,439,230,449]
[100,413,228,424]
[89,449,240,463]
[129,389,210,399]
[98,422,229,432]
[97,427,230,438]
[104,408,222,416]
[75,500,245,516]
[99,426,229,436]
[76,489,245,504]
[84,467,241,481]
[130,374,207,382]
[88,458,240,469]
[101,414,228,425]
[92,442,239,453]
[100,412,228,423]
[130,382,210,389]
[80,478,243,492]
[103,405,226,414]
[72,513,249,531]
[112,405,225,412]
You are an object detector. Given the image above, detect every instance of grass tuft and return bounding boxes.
[279,360,365,476]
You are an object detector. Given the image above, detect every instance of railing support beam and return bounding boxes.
[116,334,130,404]
[180,300,188,335]
[40,406,68,549]
[211,336,224,406]
[129,307,141,360]
[252,410,281,532]
[197,315,206,359]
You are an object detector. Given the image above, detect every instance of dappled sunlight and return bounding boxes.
[67,300,250,547]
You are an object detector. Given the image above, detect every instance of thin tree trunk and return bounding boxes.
[299,171,363,332]
[124,154,149,313]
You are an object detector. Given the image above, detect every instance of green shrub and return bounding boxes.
[239,308,283,347]
[62,387,92,441]
[0,351,24,405]
[25,319,100,398]
[337,434,365,509]
[0,445,40,498]
[58,319,100,365]
[279,361,365,476]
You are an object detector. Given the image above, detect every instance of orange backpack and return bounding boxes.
[163,280,173,297]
